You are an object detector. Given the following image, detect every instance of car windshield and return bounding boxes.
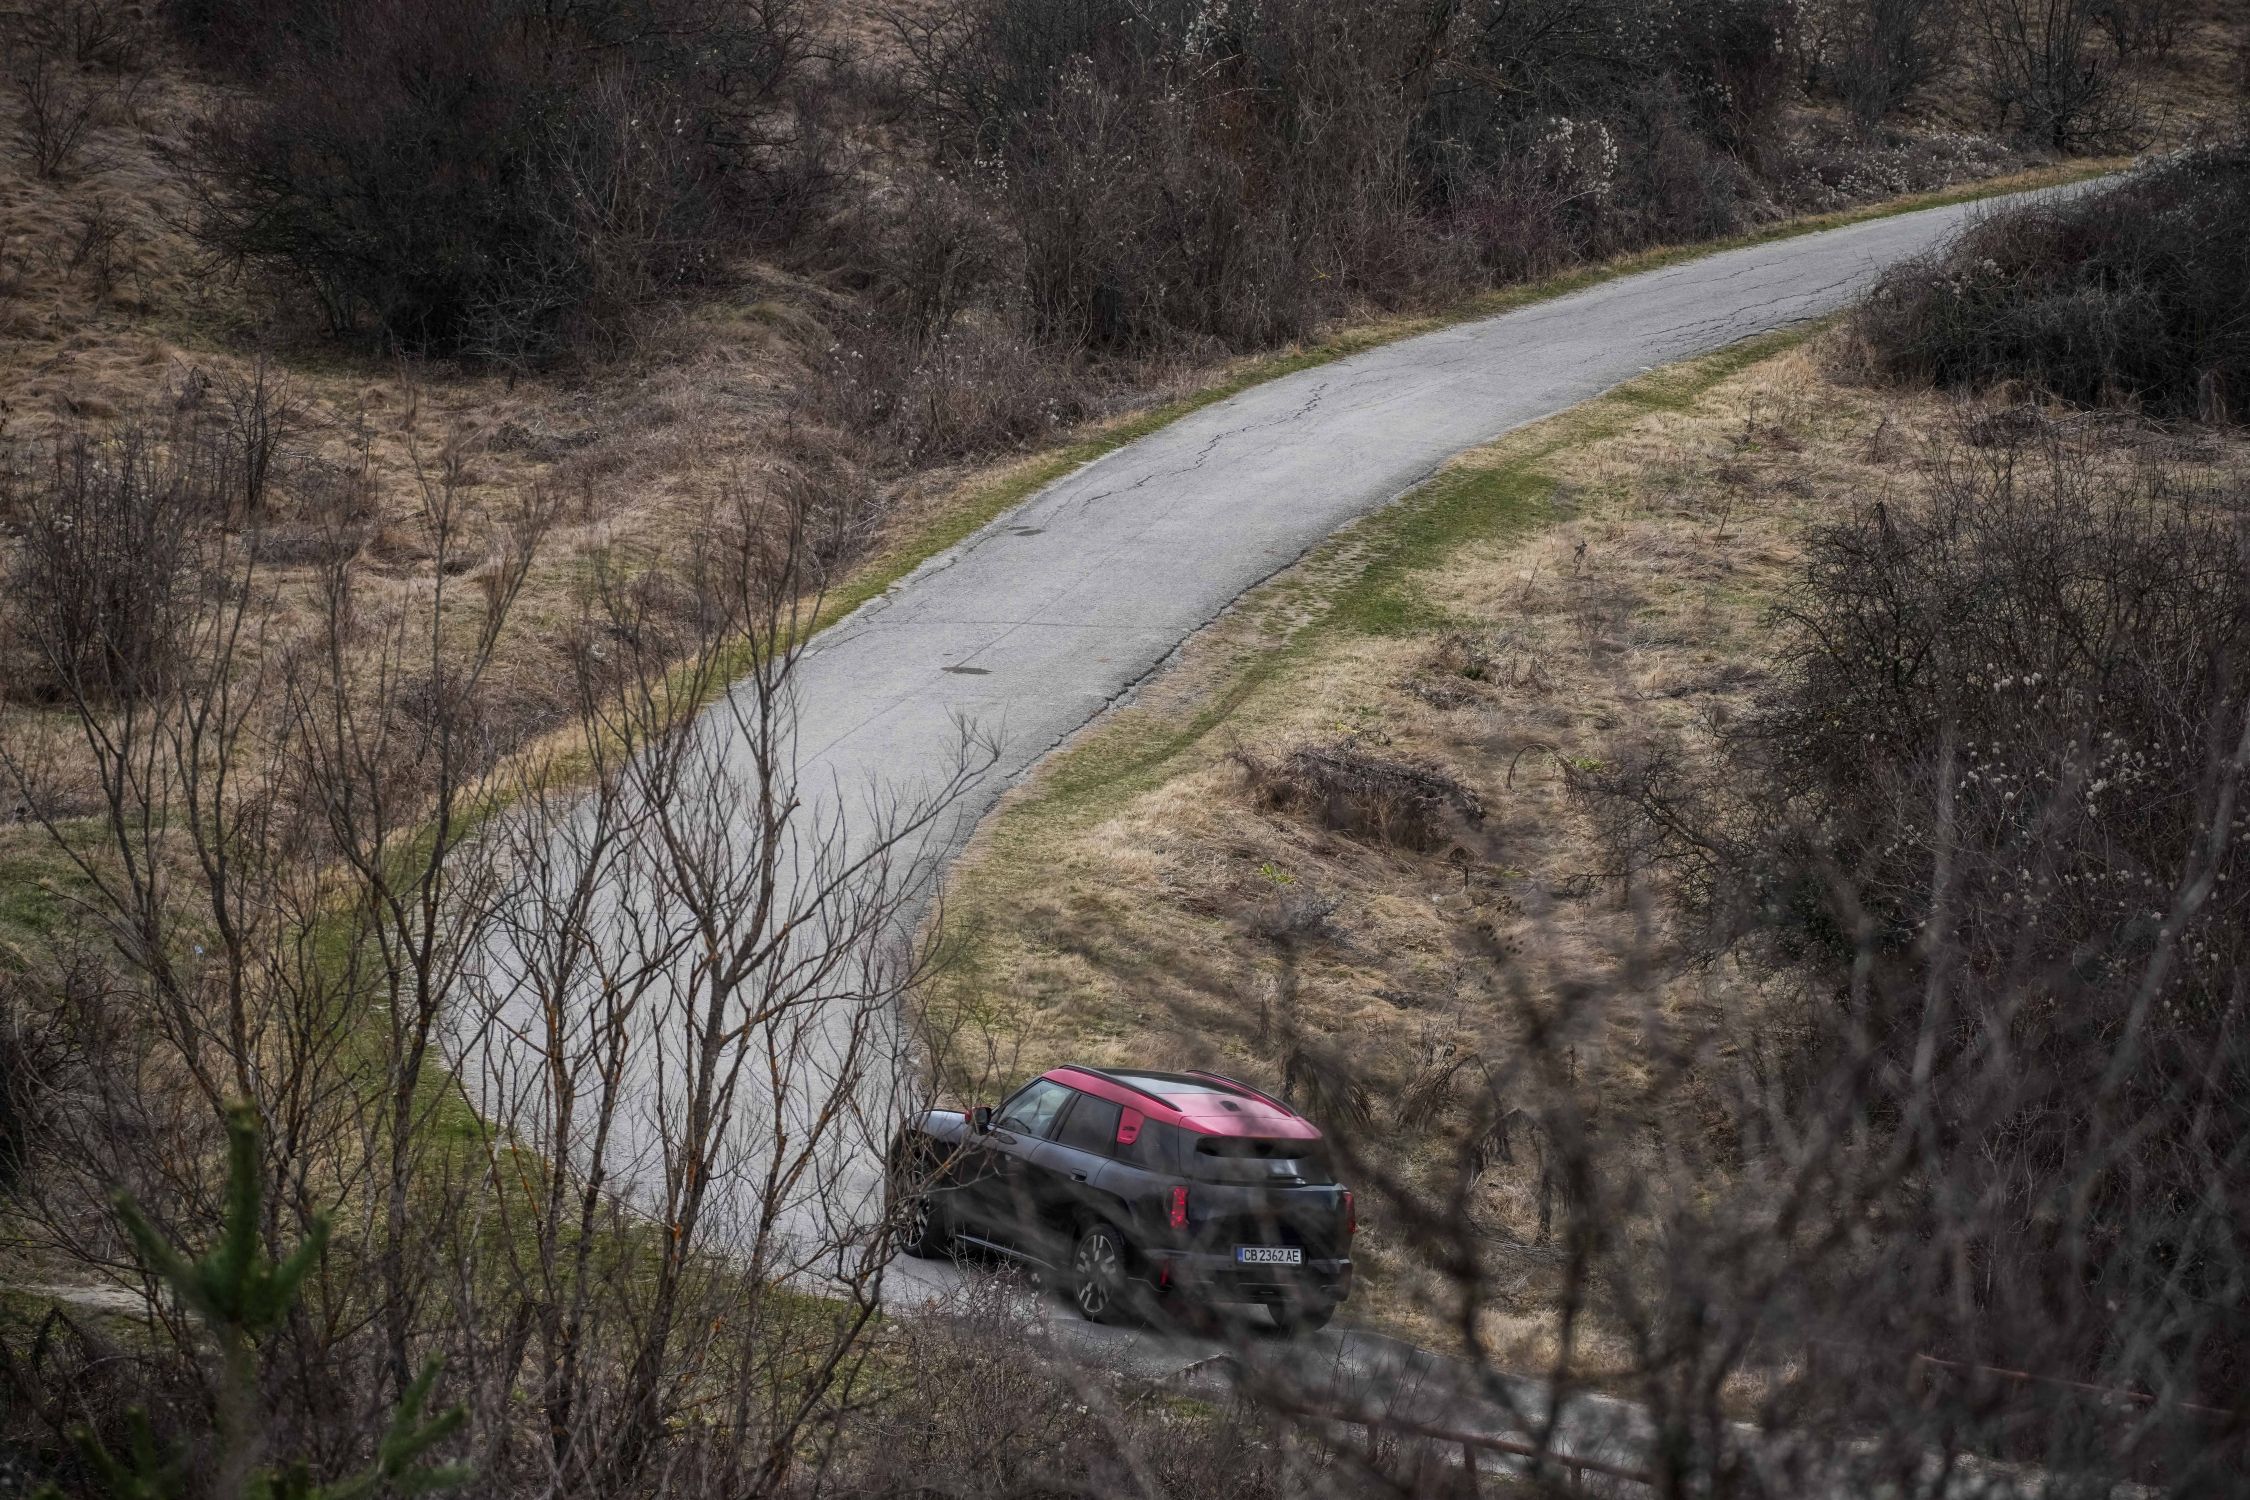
[994,1078,1072,1138]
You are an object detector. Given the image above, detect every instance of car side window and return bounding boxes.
[994,1078,1071,1139]
[1054,1093,1121,1156]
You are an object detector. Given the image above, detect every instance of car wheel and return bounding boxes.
[890,1151,952,1259]
[1269,1296,1336,1336]
[901,1185,957,1259]
[1070,1223,1132,1324]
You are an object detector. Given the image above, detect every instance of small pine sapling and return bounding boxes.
[46,1104,471,1500]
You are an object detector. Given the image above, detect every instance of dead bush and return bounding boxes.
[177,0,825,362]
[838,1281,1322,1496]
[820,317,1097,467]
[1969,0,2145,150]
[1815,0,1960,134]
[3,0,148,73]
[2093,0,2186,59]
[1854,145,2250,420]
[0,974,42,1191]
[167,358,307,521]
[10,54,103,180]
[54,0,149,71]
[0,367,319,705]
[1234,738,1485,852]
[65,199,127,301]
[889,0,1800,360]
[1595,427,2250,1409]
[840,168,1011,348]
[3,426,200,707]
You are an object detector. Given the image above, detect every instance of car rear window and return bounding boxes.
[1189,1136,1335,1185]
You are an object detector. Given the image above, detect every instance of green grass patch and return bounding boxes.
[0,822,107,972]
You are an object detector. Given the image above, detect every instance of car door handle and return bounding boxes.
[1069,1171,1089,1182]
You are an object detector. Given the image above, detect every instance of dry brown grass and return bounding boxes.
[917,334,2250,1373]
[2124,0,2250,139]
[0,39,887,757]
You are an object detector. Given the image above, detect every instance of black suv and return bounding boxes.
[890,1066,1355,1332]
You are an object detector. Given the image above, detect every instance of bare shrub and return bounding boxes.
[886,0,1800,360]
[4,427,198,706]
[820,317,1095,467]
[1670,0,1803,155]
[200,359,303,520]
[57,0,148,72]
[836,1282,1307,1496]
[842,168,1010,349]
[1818,0,1960,134]
[2,0,147,73]
[1234,738,1485,852]
[10,54,102,180]
[177,0,824,363]
[1854,145,2250,420]
[0,972,61,1192]
[2093,0,2186,59]
[1970,0,2145,150]
[1586,428,2250,1418]
[65,199,126,301]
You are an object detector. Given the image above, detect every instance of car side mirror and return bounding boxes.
[972,1105,993,1134]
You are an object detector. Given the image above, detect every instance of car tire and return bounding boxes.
[890,1150,953,1259]
[902,1190,955,1259]
[1269,1297,1336,1336]
[1069,1223,1133,1324]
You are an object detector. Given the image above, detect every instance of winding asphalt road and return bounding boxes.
[781,184,2093,1484]
[464,183,2093,1479]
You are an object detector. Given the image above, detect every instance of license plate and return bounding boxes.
[1234,1245,1302,1266]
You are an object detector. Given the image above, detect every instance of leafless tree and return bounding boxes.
[1,382,1000,1494]
[1817,0,1958,135]
[1970,0,2145,151]
[9,53,102,180]
[443,476,995,1493]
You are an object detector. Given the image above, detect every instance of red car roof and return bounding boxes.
[1046,1065,1322,1141]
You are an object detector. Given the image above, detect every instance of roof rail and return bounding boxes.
[1058,1065,1175,1111]
[1182,1069,1293,1114]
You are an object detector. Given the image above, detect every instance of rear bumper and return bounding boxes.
[1146,1249,1352,1306]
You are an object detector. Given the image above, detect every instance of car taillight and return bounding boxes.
[1343,1189,1357,1236]
[1168,1185,1189,1231]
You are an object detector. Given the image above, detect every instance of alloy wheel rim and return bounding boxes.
[909,1195,931,1244]
[1075,1236,1117,1316]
